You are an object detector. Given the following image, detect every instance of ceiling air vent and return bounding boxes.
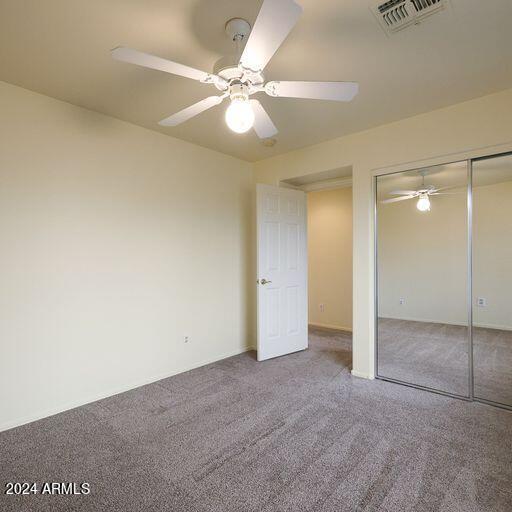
[371,0,449,35]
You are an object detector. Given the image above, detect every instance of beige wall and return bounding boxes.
[254,87,512,379]
[0,81,254,431]
[307,187,352,331]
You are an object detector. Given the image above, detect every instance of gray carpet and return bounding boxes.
[1,328,511,512]
[378,318,512,405]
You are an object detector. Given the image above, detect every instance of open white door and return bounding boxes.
[257,184,308,361]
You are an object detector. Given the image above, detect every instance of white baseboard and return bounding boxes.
[472,322,512,331]
[351,369,374,380]
[379,315,512,331]
[309,322,353,333]
[0,345,253,433]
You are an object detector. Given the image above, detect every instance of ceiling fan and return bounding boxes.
[111,0,358,138]
[381,173,461,211]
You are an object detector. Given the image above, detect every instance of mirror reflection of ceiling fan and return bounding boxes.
[111,0,359,138]
[381,173,461,211]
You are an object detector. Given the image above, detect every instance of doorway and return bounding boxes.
[307,187,353,334]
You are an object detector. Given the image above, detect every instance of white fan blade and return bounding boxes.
[240,0,303,72]
[159,96,225,127]
[381,195,415,204]
[389,190,419,196]
[112,47,212,83]
[250,100,278,139]
[265,81,359,101]
[433,186,460,193]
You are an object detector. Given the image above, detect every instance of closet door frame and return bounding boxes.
[467,159,474,402]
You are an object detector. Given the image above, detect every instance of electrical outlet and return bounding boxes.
[319,304,325,313]
[184,336,189,343]
[476,297,487,307]
[399,298,405,305]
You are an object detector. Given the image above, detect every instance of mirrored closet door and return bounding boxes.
[472,153,512,407]
[376,161,470,397]
[376,153,512,408]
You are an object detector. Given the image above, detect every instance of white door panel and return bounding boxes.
[257,184,307,361]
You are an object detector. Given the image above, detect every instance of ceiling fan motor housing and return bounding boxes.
[212,57,265,92]
[229,82,250,101]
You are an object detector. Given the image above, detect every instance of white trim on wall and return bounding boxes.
[351,369,374,379]
[301,177,353,192]
[309,322,352,333]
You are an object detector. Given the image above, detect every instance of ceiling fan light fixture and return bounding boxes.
[416,193,431,212]
[225,84,255,134]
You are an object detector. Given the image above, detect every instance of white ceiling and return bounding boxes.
[1,0,511,162]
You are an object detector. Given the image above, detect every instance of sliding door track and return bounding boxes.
[376,376,512,411]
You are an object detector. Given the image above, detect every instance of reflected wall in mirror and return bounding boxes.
[376,162,469,396]
[473,154,512,407]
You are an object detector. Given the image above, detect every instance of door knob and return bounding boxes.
[259,278,272,285]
